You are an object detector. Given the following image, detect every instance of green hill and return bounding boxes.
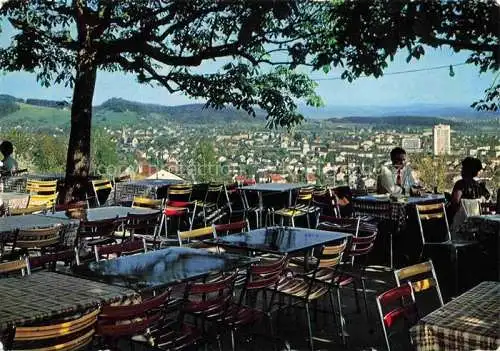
[0,97,265,129]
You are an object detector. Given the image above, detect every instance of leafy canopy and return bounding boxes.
[0,0,498,122]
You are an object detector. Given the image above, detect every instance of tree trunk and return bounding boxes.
[62,58,97,203]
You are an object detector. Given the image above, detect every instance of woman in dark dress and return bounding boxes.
[448,157,490,222]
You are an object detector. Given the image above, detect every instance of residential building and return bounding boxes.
[433,124,451,155]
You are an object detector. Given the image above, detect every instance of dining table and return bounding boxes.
[0,271,136,334]
[0,214,79,246]
[72,246,254,291]
[0,192,29,212]
[45,205,161,222]
[208,226,350,256]
[410,281,500,351]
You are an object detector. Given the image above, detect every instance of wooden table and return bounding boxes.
[0,271,136,331]
[0,214,79,246]
[410,281,500,351]
[0,192,29,211]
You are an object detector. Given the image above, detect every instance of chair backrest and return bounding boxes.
[78,217,121,239]
[213,220,250,236]
[295,186,314,205]
[8,204,47,216]
[13,307,99,350]
[91,179,113,206]
[131,196,162,209]
[317,215,361,236]
[460,198,481,217]
[346,230,378,262]
[316,240,348,270]
[15,225,61,249]
[313,194,340,218]
[183,272,237,318]
[376,282,418,351]
[126,212,161,237]
[167,183,192,202]
[28,249,76,271]
[238,256,288,309]
[415,202,451,244]
[394,260,444,308]
[224,183,246,213]
[204,183,223,205]
[28,193,58,209]
[94,238,147,261]
[178,226,215,246]
[26,180,58,195]
[0,257,30,276]
[97,290,169,337]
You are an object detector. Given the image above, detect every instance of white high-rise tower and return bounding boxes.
[433,124,451,156]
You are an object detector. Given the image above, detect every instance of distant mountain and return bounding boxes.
[330,116,465,126]
[300,104,498,120]
[95,97,265,123]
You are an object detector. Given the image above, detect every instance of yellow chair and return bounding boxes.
[8,205,47,216]
[277,240,350,348]
[11,307,99,351]
[90,179,113,206]
[274,186,315,227]
[0,257,30,276]
[177,226,215,247]
[28,193,58,210]
[26,180,58,195]
[394,260,444,307]
[131,196,162,209]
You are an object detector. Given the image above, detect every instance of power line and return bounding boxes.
[311,62,468,81]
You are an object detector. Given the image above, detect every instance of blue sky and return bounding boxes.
[0,19,495,108]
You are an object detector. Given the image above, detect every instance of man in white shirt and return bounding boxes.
[377,147,417,195]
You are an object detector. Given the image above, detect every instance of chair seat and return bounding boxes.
[274,208,306,217]
[218,303,264,328]
[277,276,328,300]
[84,237,115,247]
[150,323,201,351]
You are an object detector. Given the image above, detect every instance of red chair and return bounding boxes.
[28,249,77,271]
[220,257,288,351]
[94,238,147,261]
[182,272,238,349]
[213,220,250,237]
[376,283,418,351]
[97,289,201,350]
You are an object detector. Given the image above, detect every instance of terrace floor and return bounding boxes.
[107,264,424,351]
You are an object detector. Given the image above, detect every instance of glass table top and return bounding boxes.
[354,194,445,204]
[208,226,350,254]
[44,206,161,221]
[73,247,253,291]
[240,183,308,192]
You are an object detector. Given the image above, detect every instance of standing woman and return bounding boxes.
[0,140,18,173]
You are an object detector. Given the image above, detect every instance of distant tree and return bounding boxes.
[32,134,67,173]
[193,139,221,183]
[412,155,451,192]
[91,128,118,177]
[325,151,336,164]
[1,0,497,200]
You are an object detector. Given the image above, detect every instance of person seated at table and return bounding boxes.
[448,157,490,222]
[377,147,418,195]
[0,140,18,174]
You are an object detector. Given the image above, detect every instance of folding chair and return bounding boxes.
[416,202,478,298]
[394,260,444,313]
[0,257,30,276]
[89,179,113,207]
[8,308,99,351]
[177,226,216,248]
[376,283,418,351]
